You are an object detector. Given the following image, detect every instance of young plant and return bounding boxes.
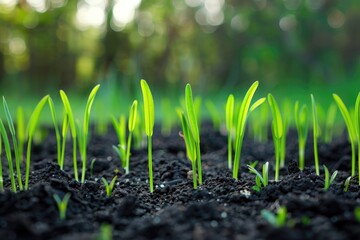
[17,106,25,162]
[60,90,78,181]
[311,94,321,176]
[323,165,338,191]
[25,95,49,189]
[101,176,117,197]
[178,110,198,189]
[294,101,308,171]
[225,94,234,170]
[79,84,100,183]
[125,100,138,174]
[261,206,288,228]
[333,94,357,178]
[344,176,351,192]
[233,81,261,179]
[0,118,16,192]
[267,94,284,181]
[185,84,202,184]
[3,97,23,190]
[53,192,71,220]
[112,115,126,168]
[248,161,269,192]
[140,79,155,193]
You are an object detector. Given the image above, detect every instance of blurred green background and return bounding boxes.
[0,0,359,104]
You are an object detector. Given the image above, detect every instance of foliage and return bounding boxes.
[261,206,288,228]
[248,162,269,192]
[233,81,260,179]
[267,93,284,181]
[333,94,357,178]
[225,94,234,170]
[294,101,308,170]
[311,94,321,176]
[344,176,351,192]
[53,192,71,221]
[101,176,117,197]
[323,165,338,191]
[140,79,155,193]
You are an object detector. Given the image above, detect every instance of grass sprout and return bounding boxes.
[25,95,49,190]
[333,93,357,178]
[225,94,234,170]
[344,176,351,192]
[125,100,138,174]
[3,97,22,190]
[0,118,16,192]
[178,110,198,189]
[324,103,337,143]
[233,81,260,179]
[185,83,202,184]
[112,115,126,168]
[294,101,308,170]
[323,165,338,191]
[248,161,269,192]
[311,94,321,176]
[267,93,284,181]
[16,106,25,162]
[53,192,71,220]
[101,176,117,197]
[140,79,155,193]
[261,206,288,228]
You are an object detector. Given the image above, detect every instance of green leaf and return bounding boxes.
[128,100,138,132]
[140,80,155,137]
[83,84,100,137]
[185,84,200,142]
[250,97,266,112]
[267,94,283,139]
[27,95,49,137]
[225,94,234,132]
[60,90,77,138]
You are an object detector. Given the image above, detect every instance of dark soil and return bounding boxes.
[0,123,359,240]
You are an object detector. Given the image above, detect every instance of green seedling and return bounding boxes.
[333,94,357,178]
[185,84,202,184]
[225,94,234,170]
[261,206,288,228]
[178,110,198,189]
[101,176,117,197]
[96,223,112,240]
[344,176,351,192]
[323,165,338,190]
[311,94,321,176]
[17,106,25,162]
[324,103,337,143]
[140,79,155,193]
[205,100,220,130]
[60,90,78,181]
[248,161,269,192]
[355,207,360,222]
[294,101,308,170]
[0,118,16,192]
[112,115,126,168]
[267,94,284,181]
[53,192,71,220]
[79,84,100,183]
[233,81,261,179]
[125,100,138,174]
[3,97,22,190]
[25,95,49,190]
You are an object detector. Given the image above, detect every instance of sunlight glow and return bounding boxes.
[111,0,141,31]
[75,0,107,30]
[194,0,224,27]
[27,0,48,13]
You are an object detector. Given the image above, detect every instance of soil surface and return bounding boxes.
[0,123,359,240]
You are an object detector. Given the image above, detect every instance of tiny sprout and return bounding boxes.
[344,176,351,192]
[323,165,338,191]
[53,192,71,220]
[248,162,269,192]
[261,206,288,227]
[101,176,117,197]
